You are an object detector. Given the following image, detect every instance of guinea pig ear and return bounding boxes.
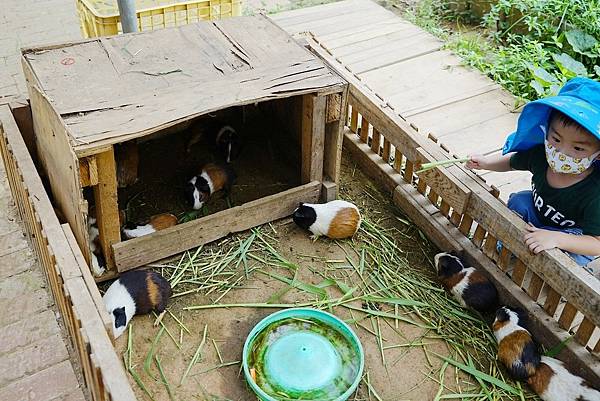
[113,307,127,328]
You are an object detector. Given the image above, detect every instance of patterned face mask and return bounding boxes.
[544,139,600,174]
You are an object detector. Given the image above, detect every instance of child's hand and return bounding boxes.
[466,155,487,170]
[523,225,562,254]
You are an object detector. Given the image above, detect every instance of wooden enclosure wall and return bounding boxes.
[21,59,92,264]
[0,104,136,401]
[305,38,600,386]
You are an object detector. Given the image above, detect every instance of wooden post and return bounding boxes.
[322,88,348,201]
[301,94,326,184]
[93,148,121,270]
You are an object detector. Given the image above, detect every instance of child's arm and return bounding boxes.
[524,225,600,257]
[466,153,513,172]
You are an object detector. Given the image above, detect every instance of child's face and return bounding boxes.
[547,119,600,159]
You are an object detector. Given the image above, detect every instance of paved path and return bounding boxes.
[271,0,531,200]
[0,0,86,399]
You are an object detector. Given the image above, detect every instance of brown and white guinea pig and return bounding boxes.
[187,119,242,163]
[103,270,172,339]
[292,200,361,239]
[433,252,498,313]
[122,213,178,239]
[527,356,600,401]
[493,306,541,380]
[184,163,236,210]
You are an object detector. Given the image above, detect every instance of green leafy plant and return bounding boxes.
[407,0,600,101]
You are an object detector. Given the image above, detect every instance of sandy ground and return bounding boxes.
[110,155,481,401]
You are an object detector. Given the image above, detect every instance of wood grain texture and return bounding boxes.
[22,15,344,155]
[113,181,322,271]
[301,94,326,183]
[323,87,348,187]
[92,148,121,271]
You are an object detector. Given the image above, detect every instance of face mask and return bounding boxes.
[544,139,600,174]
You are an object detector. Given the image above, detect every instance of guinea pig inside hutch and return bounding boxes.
[22,15,347,279]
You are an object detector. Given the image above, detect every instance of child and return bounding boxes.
[467,77,600,271]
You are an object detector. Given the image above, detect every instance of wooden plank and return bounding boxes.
[435,112,519,157]
[526,272,544,301]
[360,118,369,143]
[8,101,36,160]
[350,107,359,133]
[22,59,92,265]
[511,259,527,286]
[113,181,322,270]
[360,50,497,108]
[323,87,348,187]
[93,148,121,271]
[343,132,402,194]
[326,92,343,123]
[466,188,600,329]
[65,278,137,400]
[544,288,562,316]
[558,302,578,331]
[415,147,471,214]
[406,89,518,135]
[282,9,395,37]
[61,223,113,341]
[382,138,391,162]
[322,22,421,51]
[371,128,381,154]
[79,157,98,187]
[271,0,376,27]
[345,33,442,74]
[301,94,326,183]
[575,317,595,346]
[393,184,462,253]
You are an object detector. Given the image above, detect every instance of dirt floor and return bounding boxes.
[106,152,527,401]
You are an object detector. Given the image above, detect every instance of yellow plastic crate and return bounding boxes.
[77,0,243,38]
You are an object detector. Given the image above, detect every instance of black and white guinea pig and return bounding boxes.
[87,215,105,277]
[493,306,541,380]
[184,163,236,210]
[433,252,498,313]
[187,119,242,163]
[103,270,172,339]
[122,213,178,239]
[292,200,361,239]
[527,356,600,401]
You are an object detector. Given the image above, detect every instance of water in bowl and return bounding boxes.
[247,316,361,400]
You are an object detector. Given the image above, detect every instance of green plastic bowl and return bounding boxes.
[242,308,364,401]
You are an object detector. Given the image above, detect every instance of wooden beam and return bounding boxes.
[79,156,98,187]
[301,94,326,183]
[323,87,348,191]
[466,187,600,329]
[93,148,121,271]
[415,146,471,214]
[113,181,322,271]
[343,131,402,194]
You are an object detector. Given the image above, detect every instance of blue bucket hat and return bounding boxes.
[502,77,600,155]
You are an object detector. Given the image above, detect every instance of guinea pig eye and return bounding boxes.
[113,307,127,328]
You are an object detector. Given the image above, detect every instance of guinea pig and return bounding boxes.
[122,213,178,239]
[184,163,235,210]
[433,252,498,313]
[527,356,600,401]
[493,306,541,380]
[187,119,242,163]
[103,270,172,339]
[292,200,361,239]
[87,215,105,277]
